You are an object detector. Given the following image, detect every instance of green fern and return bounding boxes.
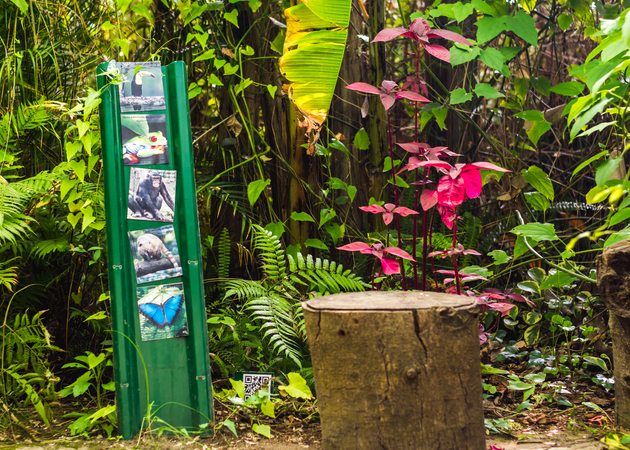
[460,212,482,267]
[223,225,367,369]
[217,227,231,279]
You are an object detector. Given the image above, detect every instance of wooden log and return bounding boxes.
[303,291,485,450]
[597,240,630,428]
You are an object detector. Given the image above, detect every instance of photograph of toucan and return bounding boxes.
[117,62,166,113]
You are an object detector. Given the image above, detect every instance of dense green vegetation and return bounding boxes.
[1,0,629,441]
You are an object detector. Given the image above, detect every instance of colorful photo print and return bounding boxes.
[129,225,183,284]
[128,168,176,223]
[117,62,165,113]
[136,283,188,341]
[121,114,169,165]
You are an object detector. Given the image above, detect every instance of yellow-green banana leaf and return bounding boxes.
[279,0,351,126]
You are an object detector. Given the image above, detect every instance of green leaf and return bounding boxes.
[278,373,314,399]
[472,0,495,15]
[353,128,370,150]
[515,401,533,412]
[481,363,509,375]
[432,108,448,130]
[10,0,28,14]
[475,16,505,44]
[450,88,472,105]
[514,110,544,121]
[131,3,153,21]
[291,211,315,222]
[450,45,481,66]
[550,81,585,96]
[305,238,328,250]
[247,179,270,205]
[66,141,82,162]
[524,312,542,325]
[595,156,623,186]
[524,373,546,383]
[583,355,608,371]
[513,235,535,259]
[531,75,551,96]
[87,352,106,370]
[224,9,239,27]
[610,208,630,227]
[222,419,238,437]
[571,150,607,180]
[523,165,554,200]
[223,63,239,75]
[506,11,538,47]
[253,423,271,438]
[539,271,577,289]
[511,222,558,241]
[261,399,275,418]
[193,49,216,63]
[69,160,86,183]
[229,379,245,398]
[524,192,550,212]
[488,249,510,264]
[319,208,336,227]
[558,13,574,31]
[577,121,615,138]
[499,46,521,61]
[526,120,551,146]
[479,47,505,71]
[452,1,474,22]
[474,83,504,99]
[266,84,278,98]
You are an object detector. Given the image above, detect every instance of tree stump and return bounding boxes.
[597,240,630,428]
[303,291,485,450]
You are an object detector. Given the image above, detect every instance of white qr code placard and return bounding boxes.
[238,372,273,399]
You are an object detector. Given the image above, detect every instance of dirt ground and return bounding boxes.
[0,423,611,450]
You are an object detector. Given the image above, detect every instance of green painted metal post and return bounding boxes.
[97,61,213,439]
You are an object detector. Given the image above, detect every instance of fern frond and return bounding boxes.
[217,228,231,279]
[252,225,286,281]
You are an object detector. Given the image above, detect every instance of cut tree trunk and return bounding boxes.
[303,291,485,450]
[597,240,630,428]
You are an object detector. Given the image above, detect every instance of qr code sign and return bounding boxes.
[243,374,272,399]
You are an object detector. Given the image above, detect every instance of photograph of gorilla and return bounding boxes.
[128,168,176,222]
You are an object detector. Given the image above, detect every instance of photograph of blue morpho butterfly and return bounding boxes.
[136,282,188,341]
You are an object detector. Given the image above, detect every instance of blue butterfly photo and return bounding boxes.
[136,283,188,341]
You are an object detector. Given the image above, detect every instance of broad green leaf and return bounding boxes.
[474,83,504,98]
[353,128,370,149]
[69,160,86,183]
[610,208,630,227]
[514,235,535,259]
[499,46,521,61]
[452,1,474,22]
[526,121,551,146]
[261,399,275,418]
[278,372,314,399]
[247,179,270,205]
[596,156,623,186]
[505,11,538,47]
[10,0,28,14]
[291,211,315,222]
[450,88,472,104]
[472,0,495,16]
[524,373,546,383]
[570,97,613,141]
[511,222,558,241]
[481,363,509,374]
[450,45,481,66]
[558,13,573,31]
[319,208,336,227]
[253,423,271,438]
[488,249,510,264]
[193,49,216,63]
[131,4,153,21]
[479,47,505,71]
[223,63,239,75]
[523,165,554,200]
[264,222,284,238]
[475,16,505,44]
[531,76,550,96]
[279,0,351,126]
[229,379,245,398]
[224,9,239,27]
[583,356,608,371]
[222,419,238,437]
[87,352,106,370]
[305,238,328,250]
[550,81,585,96]
[267,84,278,98]
[514,110,544,121]
[540,271,577,289]
[432,108,448,130]
[524,192,550,211]
[524,311,542,325]
[66,141,82,162]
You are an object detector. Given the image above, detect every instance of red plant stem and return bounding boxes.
[421,167,430,291]
[412,49,420,291]
[452,206,461,295]
[387,112,406,291]
[429,208,438,292]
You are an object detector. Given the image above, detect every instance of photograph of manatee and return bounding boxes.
[136,283,188,342]
[121,114,169,166]
[128,168,176,223]
[128,225,182,284]
[117,61,165,113]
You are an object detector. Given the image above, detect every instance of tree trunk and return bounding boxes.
[303,291,486,450]
[597,240,630,428]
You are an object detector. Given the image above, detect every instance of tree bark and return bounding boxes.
[303,291,486,450]
[597,240,630,428]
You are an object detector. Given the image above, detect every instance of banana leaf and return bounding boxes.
[279,0,351,126]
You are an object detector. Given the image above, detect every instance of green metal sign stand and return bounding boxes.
[97,61,213,439]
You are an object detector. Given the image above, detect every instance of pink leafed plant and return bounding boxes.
[337,241,415,287]
[359,203,419,226]
[372,17,473,63]
[346,80,429,110]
